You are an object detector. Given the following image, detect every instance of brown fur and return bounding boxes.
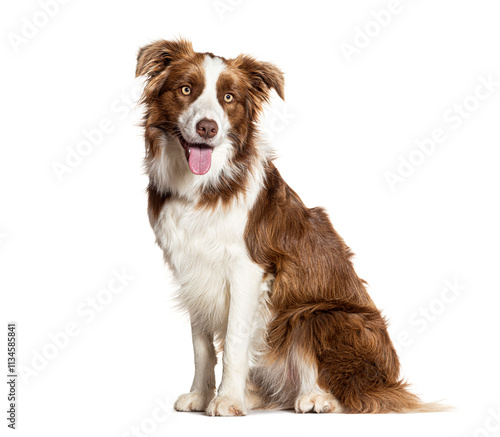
[245,163,373,309]
[136,39,285,211]
[196,57,283,210]
[245,163,444,413]
[137,39,445,414]
[136,39,206,160]
[264,299,420,413]
[147,183,170,225]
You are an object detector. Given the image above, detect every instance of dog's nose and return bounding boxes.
[196,118,218,139]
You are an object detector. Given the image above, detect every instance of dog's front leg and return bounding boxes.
[174,322,216,412]
[206,263,263,416]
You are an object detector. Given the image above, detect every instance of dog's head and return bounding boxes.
[136,39,284,178]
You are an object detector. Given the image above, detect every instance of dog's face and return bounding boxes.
[136,39,284,176]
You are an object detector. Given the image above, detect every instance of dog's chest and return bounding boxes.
[153,197,253,323]
[156,198,249,268]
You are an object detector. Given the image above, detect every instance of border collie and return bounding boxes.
[136,39,443,416]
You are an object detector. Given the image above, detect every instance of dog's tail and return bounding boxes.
[266,299,450,413]
[334,380,449,413]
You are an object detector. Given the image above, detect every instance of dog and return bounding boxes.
[136,39,443,416]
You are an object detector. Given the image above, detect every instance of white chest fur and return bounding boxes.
[153,195,261,336]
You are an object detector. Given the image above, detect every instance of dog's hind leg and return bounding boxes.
[266,299,444,413]
[247,342,342,413]
[293,360,343,414]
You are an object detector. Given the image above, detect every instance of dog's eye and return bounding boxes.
[181,86,191,96]
[224,93,234,103]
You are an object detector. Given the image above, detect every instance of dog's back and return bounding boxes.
[136,39,446,415]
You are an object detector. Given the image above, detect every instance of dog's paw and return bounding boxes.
[294,392,343,414]
[174,391,214,412]
[206,396,247,416]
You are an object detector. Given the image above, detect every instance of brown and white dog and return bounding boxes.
[136,39,442,416]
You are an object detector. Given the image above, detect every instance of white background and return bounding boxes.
[1,1,500,436]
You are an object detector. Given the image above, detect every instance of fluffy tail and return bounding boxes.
[337,380,449,413]
[266,299,450,413]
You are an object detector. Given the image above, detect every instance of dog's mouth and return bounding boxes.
[177,132,214,176]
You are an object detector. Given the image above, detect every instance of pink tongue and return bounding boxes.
[188,145,212,175]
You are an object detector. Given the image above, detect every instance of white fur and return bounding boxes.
[154,167,268,415]
[145,56,244,202]
[148,54,334,416]
[178,56,231,147]
[149,56,270,415]
[174,327,216,412]
[295,389,343,414]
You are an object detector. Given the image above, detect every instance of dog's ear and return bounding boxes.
[136,39,193,98]
[233,54,285,119]
[136,38,193,77]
